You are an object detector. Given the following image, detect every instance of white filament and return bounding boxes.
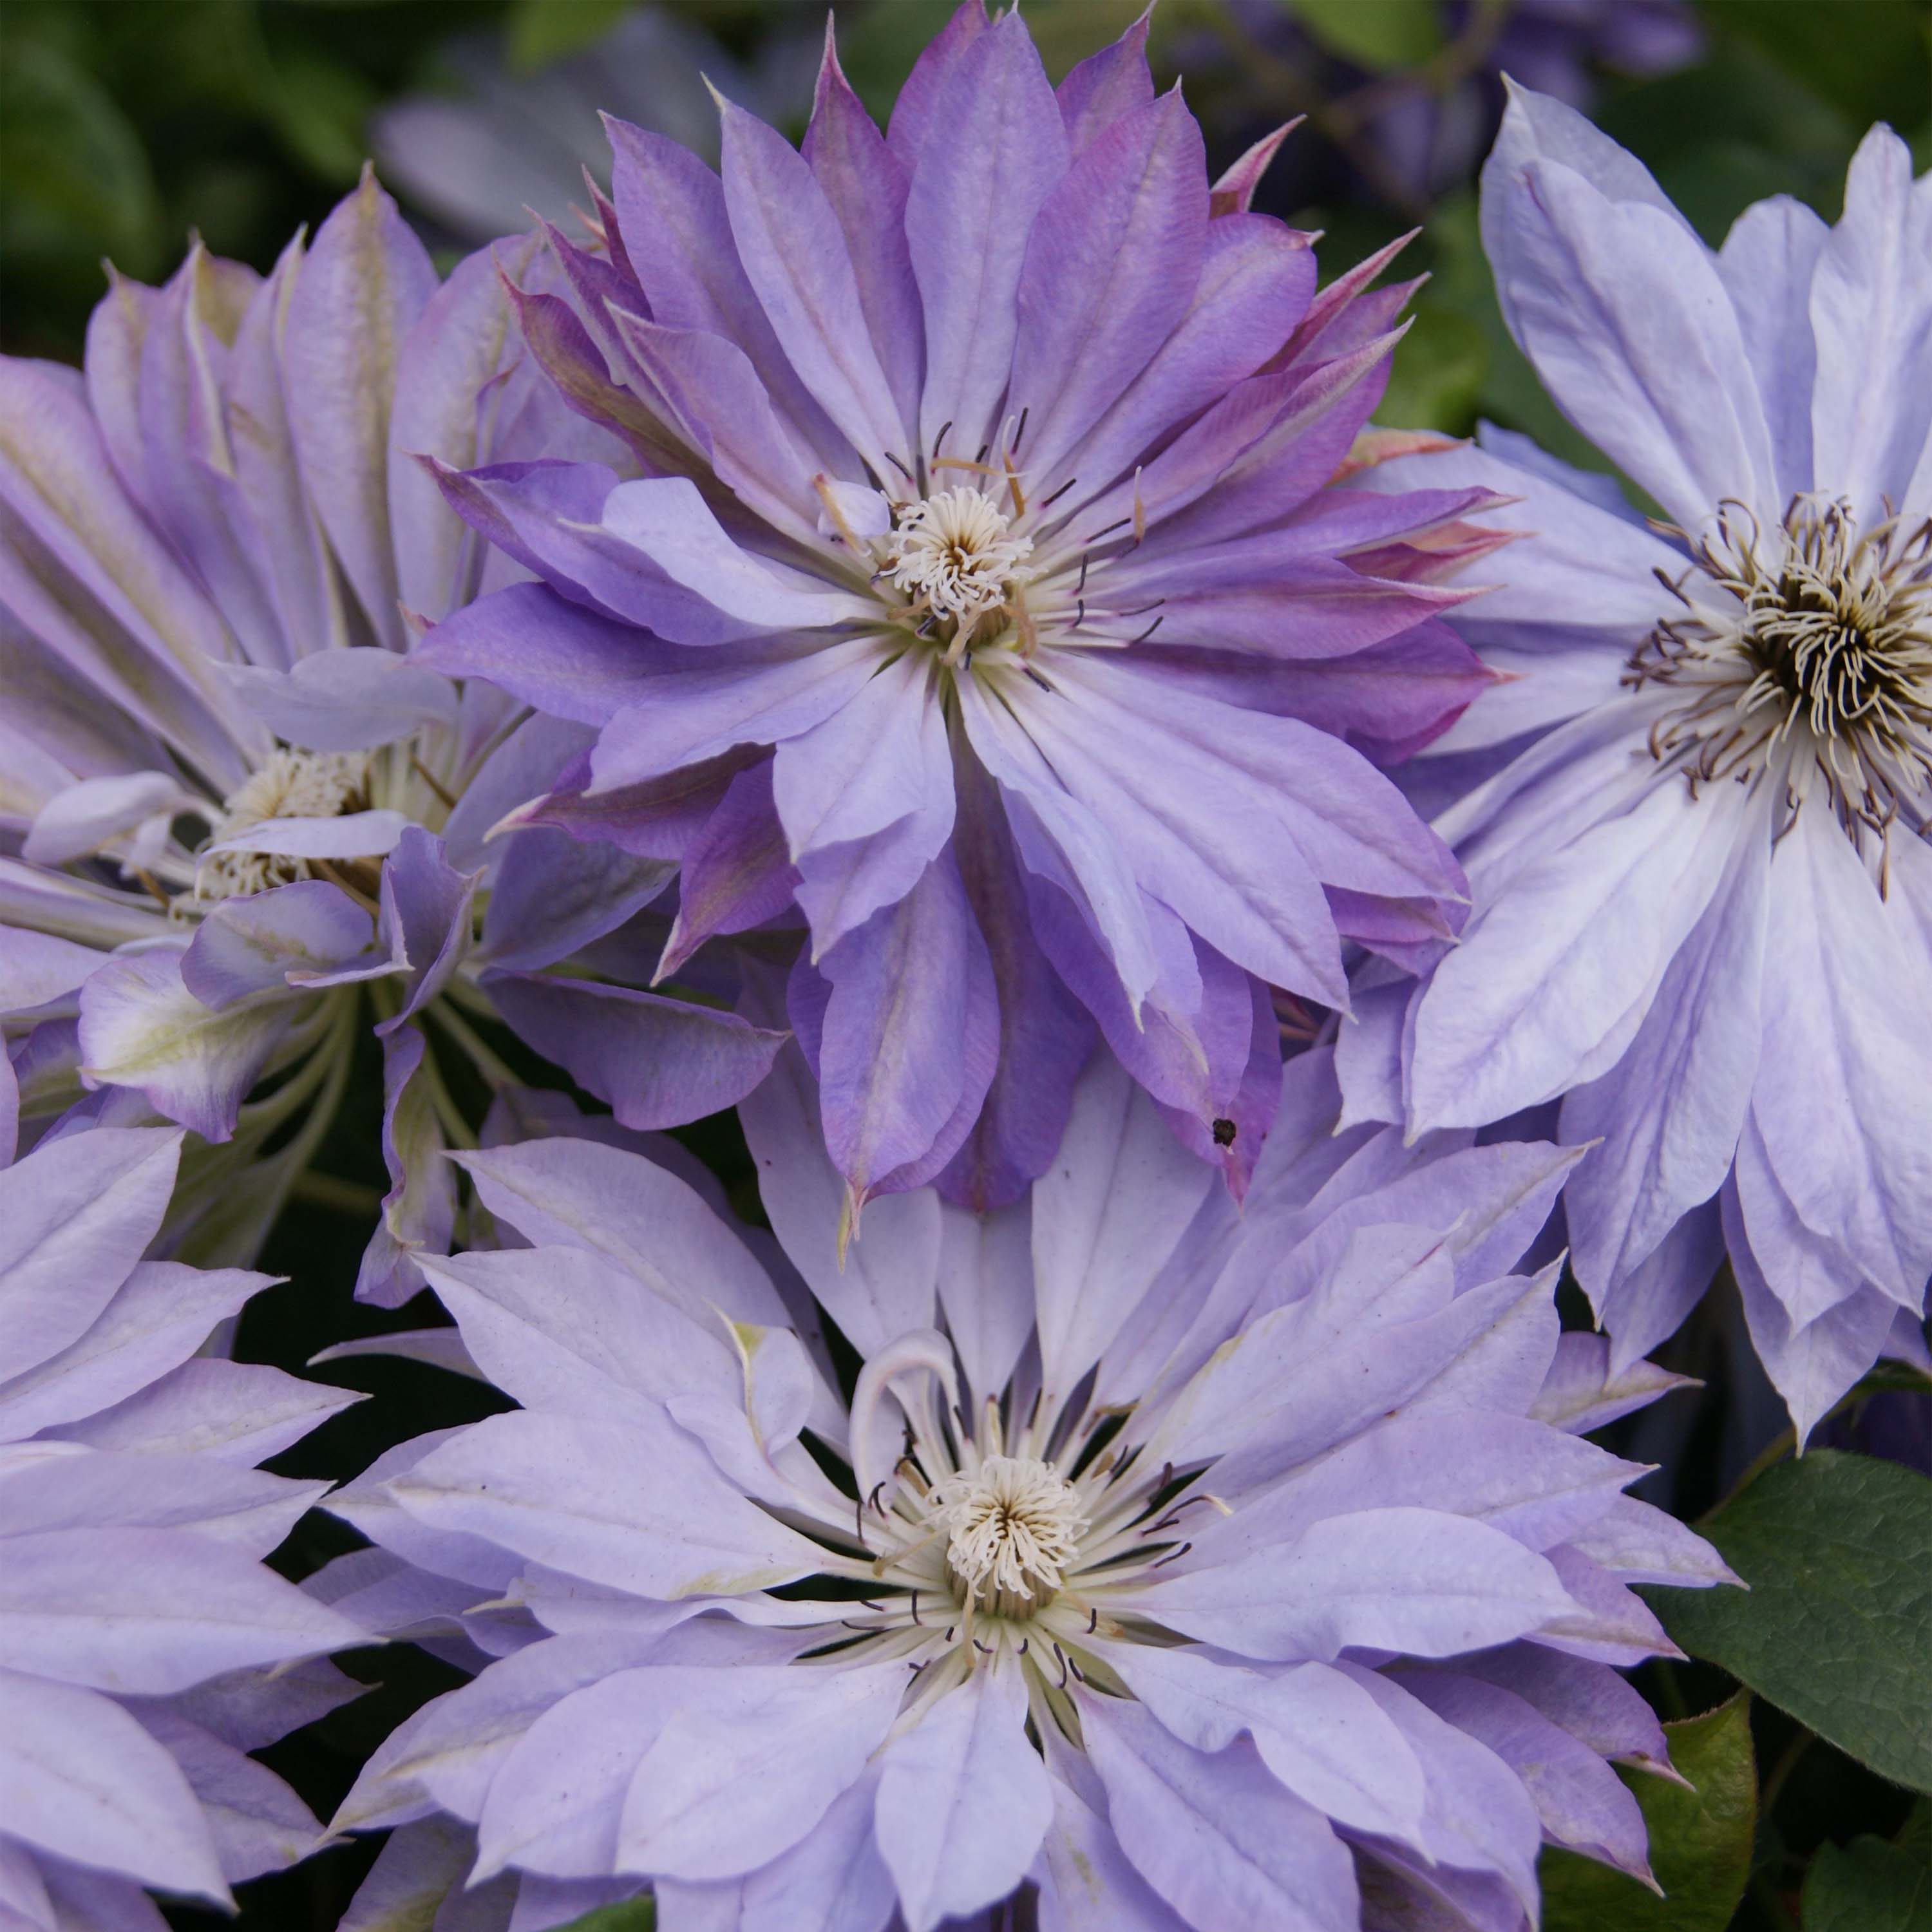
[196,748,366,899]
[931,1454,1088,1608]
[883,487,1039,638]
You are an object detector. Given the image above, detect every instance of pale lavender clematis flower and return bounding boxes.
[413,0,1505,1213]
[0,171,786,1289]
[1334,87,1932,1440]
[0,1124,367,1927]
[320,1046,1728,1932]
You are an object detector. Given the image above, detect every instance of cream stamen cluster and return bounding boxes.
[882,486,1041,650]
[930,1454,1088,1613]
[810,1387,1206,1736]
[195,747,367,900]
[1629,495,1932,839]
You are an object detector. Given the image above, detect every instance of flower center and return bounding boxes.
[881,487,1040,649]
[930,1454,1088,1615]
[196,748,367,900]
[1629,496,1932,835]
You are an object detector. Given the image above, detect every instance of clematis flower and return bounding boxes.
[321,1046,1729,1931]
[413,0,1502,1211]
[0,172,786,1289]
[1334,86,1932,1439]
[0,1124,367,1926]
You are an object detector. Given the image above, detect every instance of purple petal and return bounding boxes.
[817,850,998,1202]
[1055,12,1155,151]
[283,169,439,648]
[483,971,786,1130]
[180,882,373,1011]
[0,1126,182,1382]
[203,808,412,864]
[79,950,294,1143]
[658,761,798,981]
[934,753,1094,1209]
[0,1672,229,1902]
[600,478,867,632]
[416,582,667,728]
[875,1657,1051,1932]
[737,1039,942,1358]
[1010,92,1206,483]
[0,927,113,1014]
[587,636,880,791]
[223,647,457,753]
[354,1025,455,1308]
[480,831,674,974]
[1030,1053,1213,1415]
[47,1357,360,1465]
[717,97,905,476]
[1747,802,1932,1307]
[802,29,923,439]
[1077,1696,1358,1932]
[602,116,852,468]
[619,1663,904,1882]
[0,1526,362,1693]
[1092,1644,1426,1843]
[905,11,1069,460]
[387,1408,822,1598]
[1560,808,1769,1297]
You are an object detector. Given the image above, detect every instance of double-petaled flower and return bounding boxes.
[321,1046,1728,1931]
[0,1126,365,1922]
[1335,86,1932,1437]
[417,0,1507,1214]
[0,173,784,1291]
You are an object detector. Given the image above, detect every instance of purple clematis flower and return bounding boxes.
[0,172,786,1291]
[319,1044,1728,1931]
[1334,87,1932,1439]
[0,1124,367,1926]
[414,0,1504,1213]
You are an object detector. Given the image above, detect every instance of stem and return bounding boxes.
[1713,1426,1795,1515]
[415,1037,480,1151]
[289,1170,384,1217]
[1759,1728,1814,1816]
[426,996,518,1091]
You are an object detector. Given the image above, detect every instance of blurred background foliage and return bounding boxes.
[2,5,1930,1930]
[6,1,1931,469]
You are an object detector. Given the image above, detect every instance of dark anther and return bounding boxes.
[933,420,954,460]
[1012,406,1030,454]
[887,451,916,482]
[1212,1117,1237,1147]
[1039,476,1078,509]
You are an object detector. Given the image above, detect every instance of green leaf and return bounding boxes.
[0,37,164,274]
[1642,1451,1932,1794]
[1803,1804,1932,1932]
[506,0,638,74]
[1279,0,1442,71]
[1540,1691,1756,1932]
[551,1902,654,1932]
